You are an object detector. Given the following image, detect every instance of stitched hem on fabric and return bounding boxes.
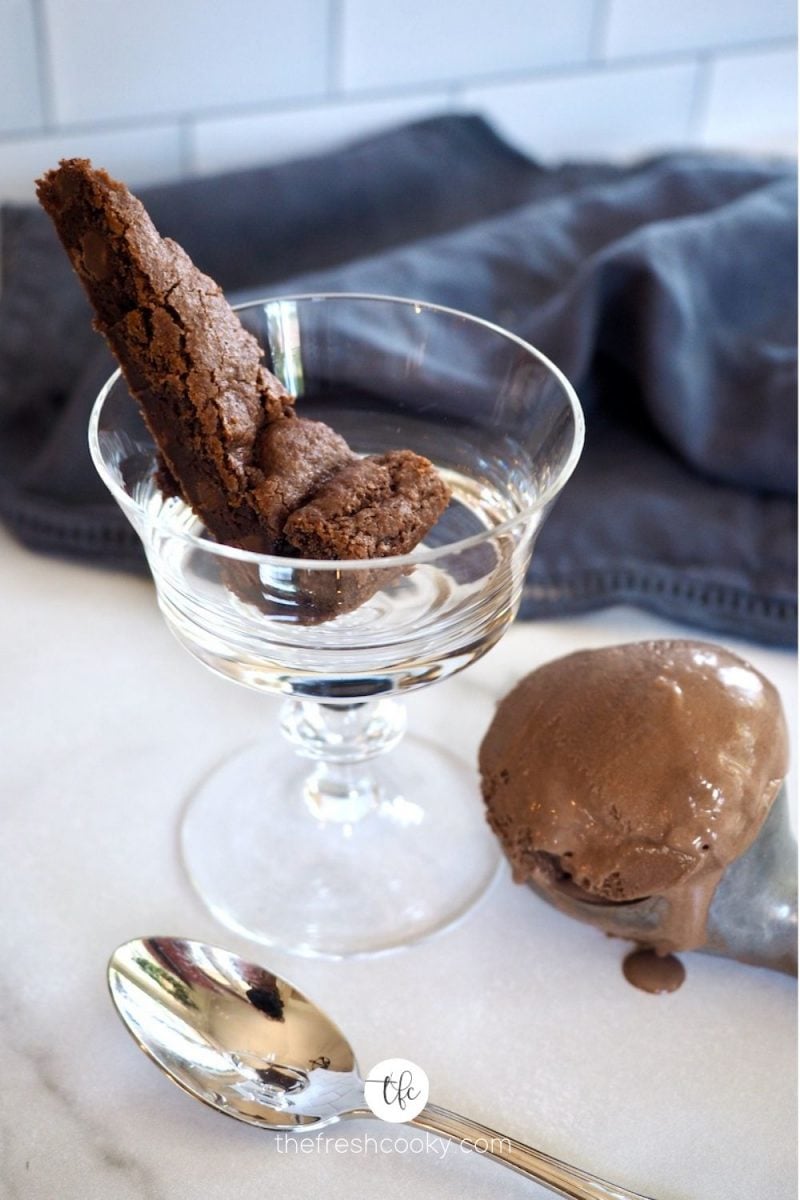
[522,567,797,647]
[0,495,794,646]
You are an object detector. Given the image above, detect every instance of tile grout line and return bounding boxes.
[687,52,715,143]
[177,118,194,179]
[0,84,456,147]
[326,0,344,97]
[588,0,613,62]
[29,0,56,131]
[453,36,795,96]
[0,34,794,150]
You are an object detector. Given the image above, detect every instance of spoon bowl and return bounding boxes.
[108,937,365,1129]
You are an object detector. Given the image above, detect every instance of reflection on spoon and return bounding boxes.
[109,936,656,1199]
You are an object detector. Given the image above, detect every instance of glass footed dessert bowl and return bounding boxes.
[90,294,584,957]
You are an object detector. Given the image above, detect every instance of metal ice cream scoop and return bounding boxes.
[528,786,797,974]
[109,936,656,1200]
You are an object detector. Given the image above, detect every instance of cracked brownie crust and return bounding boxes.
[36,158,294,549]
[250,417,355,549]
[285,450,451,559]
[37,158,452,618]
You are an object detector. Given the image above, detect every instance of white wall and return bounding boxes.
[0,0,795,202]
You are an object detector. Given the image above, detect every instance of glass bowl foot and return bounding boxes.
[180,735,501,957]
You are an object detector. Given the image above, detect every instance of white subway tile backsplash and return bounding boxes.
[0,0,44,134]
[605,0,796,59]
[340,0,596,92]
[190,91,452,176]
[700,47,797,155]
[44,0,328,125]
[0,0,794,206]
[462,60,698,162]
[0,125,182,204]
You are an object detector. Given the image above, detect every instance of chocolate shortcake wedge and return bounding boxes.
[282,449,450,622]
[36,158,298,551]
[229,448,451,623]
[251,417,355,550]
[285,450,451,559]
[37,158,452,620]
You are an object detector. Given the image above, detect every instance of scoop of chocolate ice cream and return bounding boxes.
[480,640,788,948]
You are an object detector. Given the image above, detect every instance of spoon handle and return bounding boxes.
[410,1104,655,1200]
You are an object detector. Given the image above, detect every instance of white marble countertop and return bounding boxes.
[1,526,796,1200]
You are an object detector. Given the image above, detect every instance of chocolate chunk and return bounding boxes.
[284,450,451,560]
[250,418,354,550]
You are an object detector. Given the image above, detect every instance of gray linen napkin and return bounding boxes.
[0,115,795,645]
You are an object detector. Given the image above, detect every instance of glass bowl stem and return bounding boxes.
[280,698,407,823]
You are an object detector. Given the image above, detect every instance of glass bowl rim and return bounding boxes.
[88,292,585,572]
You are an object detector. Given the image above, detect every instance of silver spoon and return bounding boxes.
[527,785,798,975]
[109,936,654,1200]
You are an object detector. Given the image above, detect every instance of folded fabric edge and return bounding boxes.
[0,488,143,567]
[1,491,794,647]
